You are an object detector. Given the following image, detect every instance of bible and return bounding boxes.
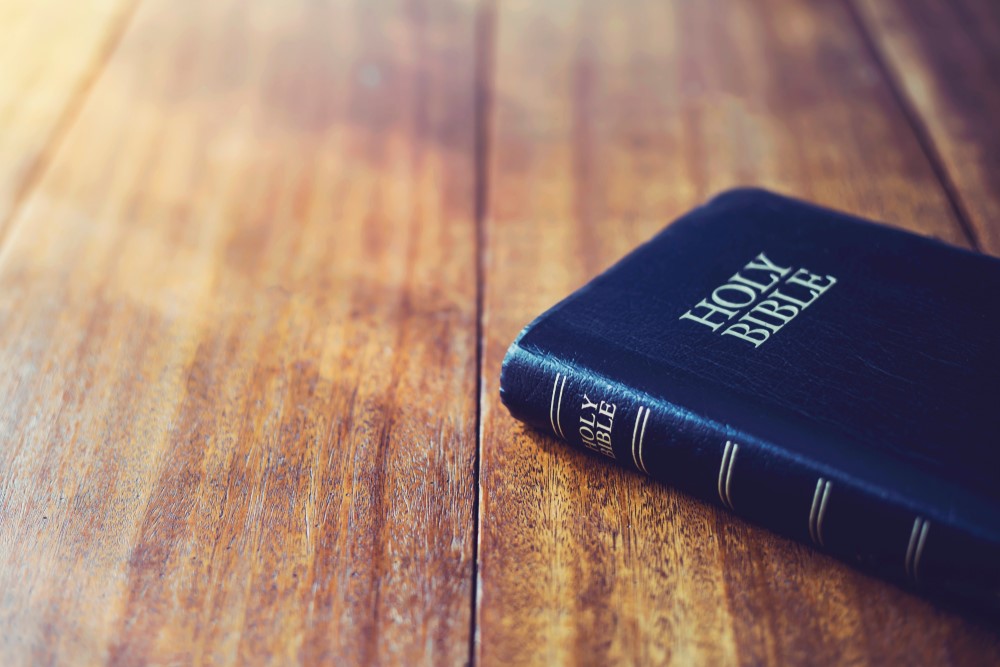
[499,188,1000,611]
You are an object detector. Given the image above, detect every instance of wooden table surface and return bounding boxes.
[1,0,999,664]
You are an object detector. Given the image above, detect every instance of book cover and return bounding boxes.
[500,188,1000,611]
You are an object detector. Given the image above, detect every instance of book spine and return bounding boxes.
[500,341,1000,611]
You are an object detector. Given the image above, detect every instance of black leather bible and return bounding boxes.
[500,189,1000,611]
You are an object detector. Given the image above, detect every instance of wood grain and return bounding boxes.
[852,0,1000,253]
[2,0,1000,663]
[477,0,1000,664]
[0,0,137,240]
[0,0,479,664]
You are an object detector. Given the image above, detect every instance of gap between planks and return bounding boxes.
[0,0,144,250]
[470,0,498,664]
[842,0,982,251]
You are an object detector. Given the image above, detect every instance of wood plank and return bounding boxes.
[852,0,1000,253]
[0,0,479,664]
[0,0,137,240]
[477,0,1000,664]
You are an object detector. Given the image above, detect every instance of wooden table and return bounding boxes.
[1,0,998,664]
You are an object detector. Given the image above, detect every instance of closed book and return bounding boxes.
[499,188,1000,611]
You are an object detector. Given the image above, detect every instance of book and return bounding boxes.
[499,188,1000,611]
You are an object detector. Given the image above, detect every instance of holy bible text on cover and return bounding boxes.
[500,189,1000,611]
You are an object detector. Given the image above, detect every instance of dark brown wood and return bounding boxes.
[0,0,479,664]
[852,0,1000,253]
[477,0,1000,664]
